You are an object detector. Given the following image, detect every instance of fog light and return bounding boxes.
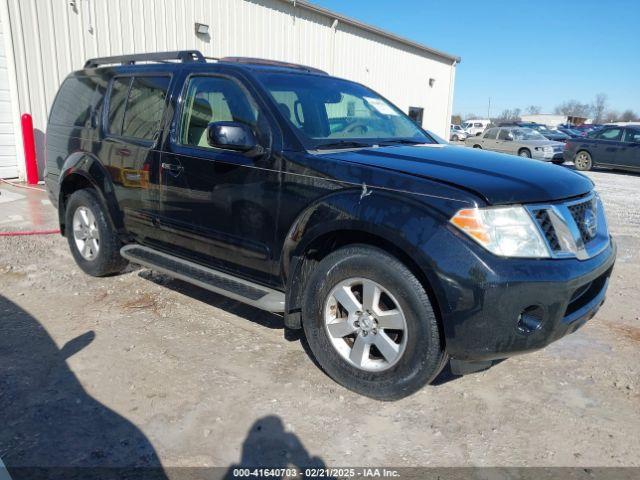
[517,306,544,334]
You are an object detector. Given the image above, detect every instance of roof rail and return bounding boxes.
[219,56,327,75]
[84,50,205,69]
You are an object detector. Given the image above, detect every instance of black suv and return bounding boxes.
[45,51,615,400]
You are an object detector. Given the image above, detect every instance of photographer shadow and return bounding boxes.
[0,295,166,480]
[224,415,335,480]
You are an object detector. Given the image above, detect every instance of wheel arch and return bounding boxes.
[280,192,449,345]
[58,153,124,236]
[518,147,532,157]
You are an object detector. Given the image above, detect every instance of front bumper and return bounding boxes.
[533,150,564,161]
[423,227,616,362]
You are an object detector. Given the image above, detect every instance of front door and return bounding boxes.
[621,128,640,170]
[593,127,624,165]
[158,73,282,285]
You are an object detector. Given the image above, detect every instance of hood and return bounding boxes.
[323,144,593,205]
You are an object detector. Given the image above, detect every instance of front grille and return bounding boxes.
[568,198,597,244]
[534,210,561,251]
[526,193,609,260]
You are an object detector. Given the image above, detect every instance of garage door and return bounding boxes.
[0,13,18,178]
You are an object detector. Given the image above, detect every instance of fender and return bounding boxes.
[58,152,125,235]
[281,187,454,329]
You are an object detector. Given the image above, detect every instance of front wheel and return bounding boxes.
[65,189,128,277]
[518,148,532,158]
[302,245,445,400]
[574,151,593,171]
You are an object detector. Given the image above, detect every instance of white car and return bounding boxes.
[450,125,468,142]
[462,119,491,136]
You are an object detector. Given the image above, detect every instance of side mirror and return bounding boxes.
[206,121,261,154]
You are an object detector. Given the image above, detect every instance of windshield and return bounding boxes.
[255,73,432,149]
[511,128,546,141]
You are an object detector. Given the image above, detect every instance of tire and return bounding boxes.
[518,148,532,158]
[301,245,445,400]
[473,145,482,149]
[574,150,593,171]
[452,134,459,142]
[552,159,565,165]
[65,188,128,277]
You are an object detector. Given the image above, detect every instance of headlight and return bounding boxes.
[450,206,550,258]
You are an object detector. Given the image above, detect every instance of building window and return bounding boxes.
[408,107,424,126]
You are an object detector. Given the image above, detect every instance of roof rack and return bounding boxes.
[219,56,327,74]
[84,50,205,69]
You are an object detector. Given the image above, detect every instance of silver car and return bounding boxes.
[450,124,468,142]
[465,127,565,163]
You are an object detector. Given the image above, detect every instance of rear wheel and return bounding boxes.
[473,145,482,149]
[65,189,128,277]
[518,148,532,158]
[302,245,445,400]
[574,151,593,171]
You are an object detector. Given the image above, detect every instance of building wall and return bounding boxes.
[0,6,19,178]
[3,0,456,179]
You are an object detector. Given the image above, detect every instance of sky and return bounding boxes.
[312,0,639,118]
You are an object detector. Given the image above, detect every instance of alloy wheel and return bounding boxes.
[72,206,100,261]
[324,278,408,372]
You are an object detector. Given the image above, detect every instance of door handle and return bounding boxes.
[117,148,131,157]
[161,162,183,173]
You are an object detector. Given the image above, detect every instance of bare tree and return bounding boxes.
[620,110,639,122]
[591,94,607,123]
[554,100,591,118]
[493,108,521,123]
[451,114,462,125]
[603,110,620,123]
[525,105,541,115]
[464,113,478,120]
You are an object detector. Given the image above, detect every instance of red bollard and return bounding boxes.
[21,113,39,184]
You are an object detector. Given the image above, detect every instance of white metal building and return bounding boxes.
[0,0,459,180]
[521,114,591,128]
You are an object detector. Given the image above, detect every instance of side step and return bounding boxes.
[120,244,285,312]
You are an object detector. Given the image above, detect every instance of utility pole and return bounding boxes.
[487,97,491,120]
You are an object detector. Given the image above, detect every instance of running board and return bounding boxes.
[120,244,285,312]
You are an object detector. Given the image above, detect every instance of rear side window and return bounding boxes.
[107,75,170,140]
[595,128,622,141]
[50,76,98,127]
[108,78,131,136]
[484,128,498,139]
[624,129,640,143]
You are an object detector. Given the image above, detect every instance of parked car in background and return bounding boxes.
[499,122,569,142]
[461,119,491,136]
[450,124,468,141]
[557,127,583,138]
[564,125,640,172]
[466,127,565,163]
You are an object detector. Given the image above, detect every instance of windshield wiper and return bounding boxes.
[315,140,374,150]
[378,139,425,146]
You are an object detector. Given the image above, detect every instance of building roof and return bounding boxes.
[281,0,461,65]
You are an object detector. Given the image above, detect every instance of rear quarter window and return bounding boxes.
[49,76,99,127]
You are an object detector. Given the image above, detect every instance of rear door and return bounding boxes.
[621,128,640,170]
[102,74,171,242]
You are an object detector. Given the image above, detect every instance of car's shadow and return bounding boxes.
[139,272,470,388]
[0,295,167,480]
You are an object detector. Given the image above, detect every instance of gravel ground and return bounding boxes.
[0,167,639,472]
